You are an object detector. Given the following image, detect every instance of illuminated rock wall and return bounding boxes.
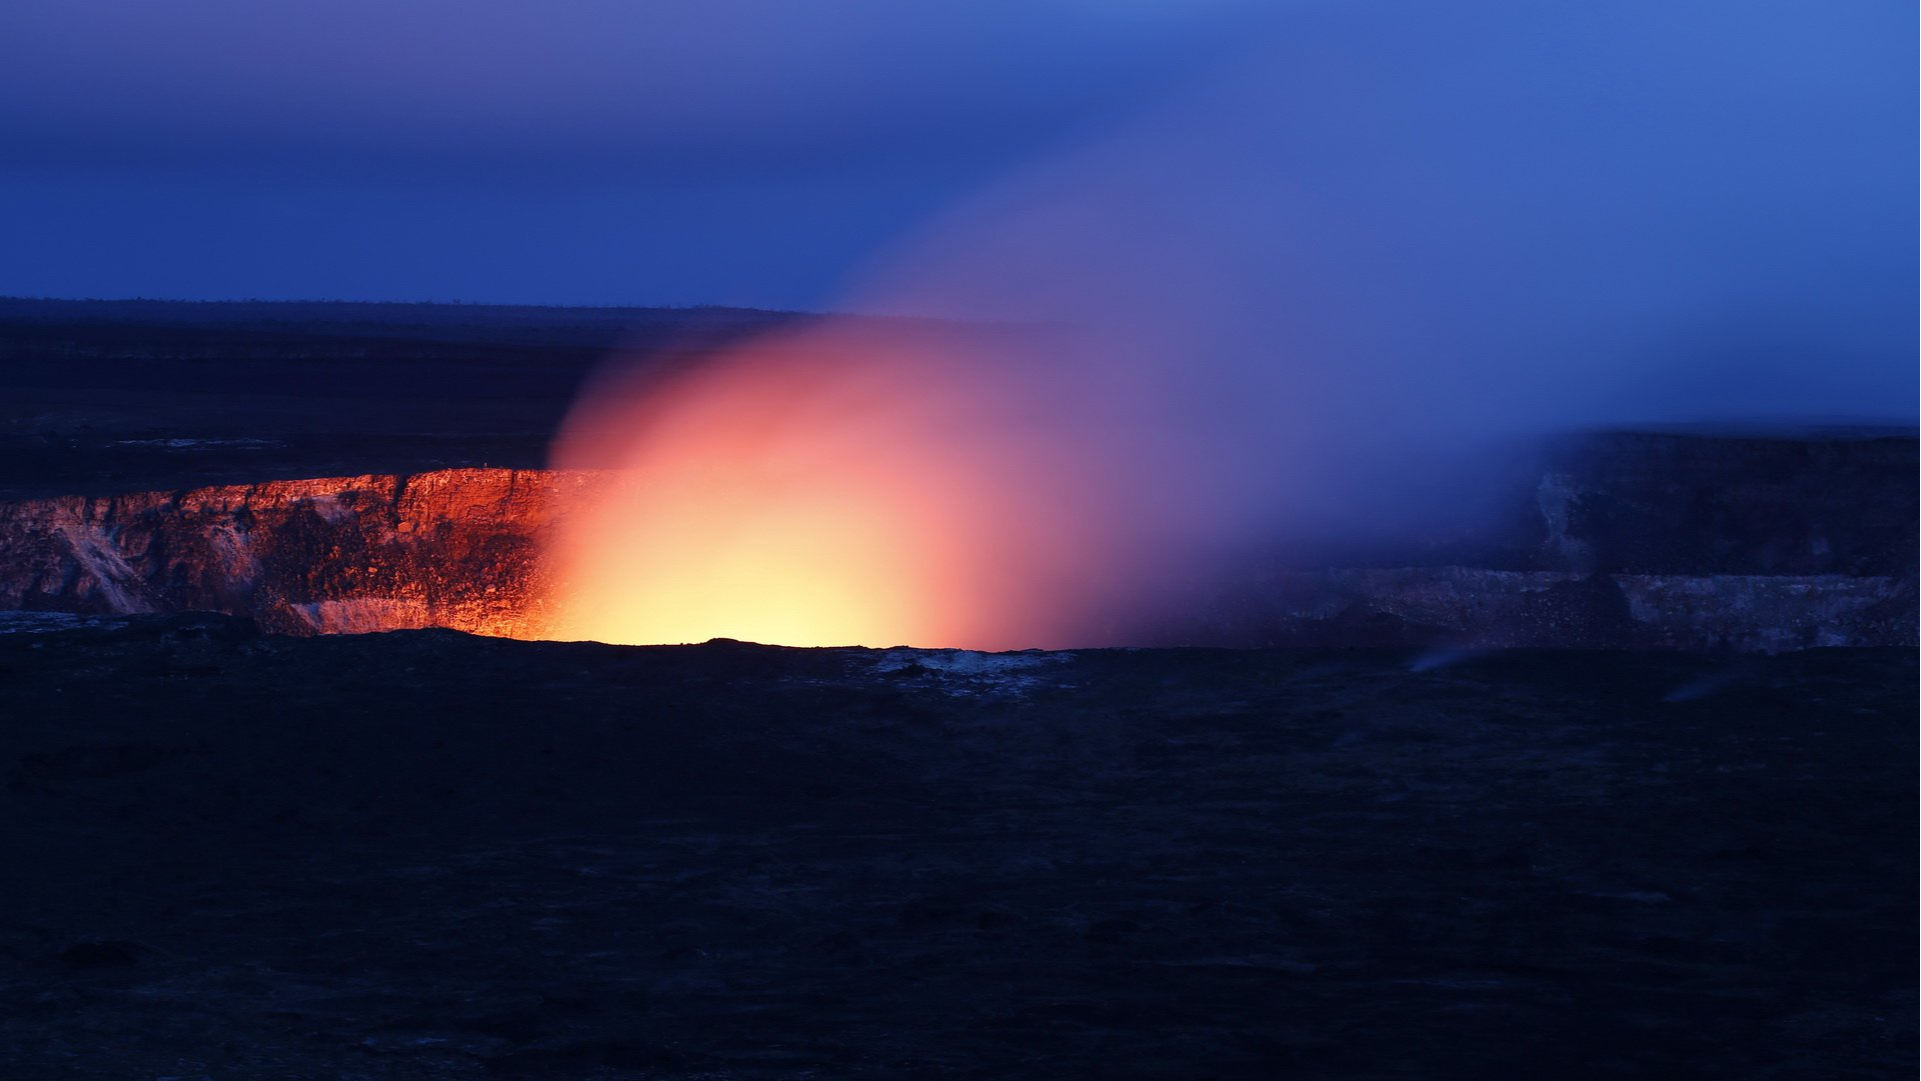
[0,469,608,638]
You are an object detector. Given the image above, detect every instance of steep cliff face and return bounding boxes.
[1533,432,1918,576]
[0,469,607,637]
[0,432,1913,651]
[1161,567,1914,651]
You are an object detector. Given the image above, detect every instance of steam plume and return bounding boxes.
[545,1,1912,648]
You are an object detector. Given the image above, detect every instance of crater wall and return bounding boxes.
[0,432,1913,650]
[0,469,608,637]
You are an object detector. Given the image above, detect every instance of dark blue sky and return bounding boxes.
[0,1,1266,308]
[0,0,1913,343]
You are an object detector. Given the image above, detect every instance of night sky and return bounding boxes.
[0,1,1914,416]
[2,1,1260,309]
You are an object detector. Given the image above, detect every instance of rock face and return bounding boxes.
[0,469,603,637]
[1528,431,1918,577]
[1150,430,1917,650]
[1167,567,1915,652]
[0,432,1913,650]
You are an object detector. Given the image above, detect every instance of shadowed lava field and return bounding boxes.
[0,616,1912,1079]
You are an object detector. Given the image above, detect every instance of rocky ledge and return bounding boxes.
[0,468,585,638]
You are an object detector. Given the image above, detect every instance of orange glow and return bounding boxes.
[542,322,1149,650]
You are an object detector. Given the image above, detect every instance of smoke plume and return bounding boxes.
[545,1,1912,648]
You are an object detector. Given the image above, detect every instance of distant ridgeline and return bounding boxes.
[0,295,803,333]
[0,297,802,403]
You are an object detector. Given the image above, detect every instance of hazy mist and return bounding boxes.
[544,2,1912,647]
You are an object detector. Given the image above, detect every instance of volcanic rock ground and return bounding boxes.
[0,617,1914,1079]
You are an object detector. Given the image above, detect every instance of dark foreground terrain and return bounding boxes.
[0,616,1912,1079]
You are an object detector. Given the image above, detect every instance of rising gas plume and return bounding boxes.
[543,1,1912,649]
[544,320,1216,649]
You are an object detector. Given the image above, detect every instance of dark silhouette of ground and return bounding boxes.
[0,617,1911,1078]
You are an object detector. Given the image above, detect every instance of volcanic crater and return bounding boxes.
[0,300,1914,1080]
[0,438,1912,651]
[3,299,1913,652]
